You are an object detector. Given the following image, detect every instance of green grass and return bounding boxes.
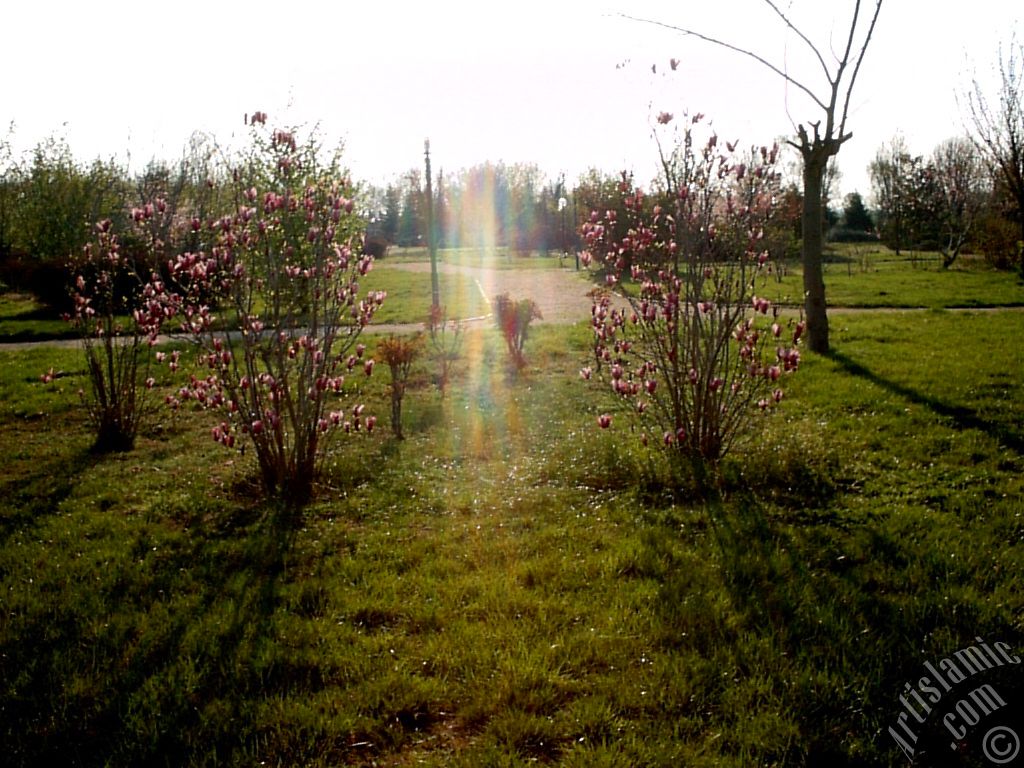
[386,246,569,271]
[1,299,1023,764]
[3,248,1021,343]
[361,265,490,324]
[767,247,1024,308]
[0,292,77,341]
[0,270,488,343]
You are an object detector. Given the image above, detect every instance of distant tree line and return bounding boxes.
[794,128,1024,273]
[4,97,1023,314]
[0,128,621,310]
[0,128,229,309]
[867,134,999,268]
[363,161,582,255]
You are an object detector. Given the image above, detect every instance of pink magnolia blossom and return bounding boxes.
[793,320,806,344]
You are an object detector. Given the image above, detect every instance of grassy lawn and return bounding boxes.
[0,268,490,343]
[362,265,490,324]
[768,248,1024,308]
[3,248,1021,343]
[1,304,1022,765]
[385,246,569,271]
[0,292,77,341]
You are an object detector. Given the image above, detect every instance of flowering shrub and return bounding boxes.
[377,334,423,439]
[493,293,541,370]
[152,118,384,505]
[60,210,169,452]
[580,115,803,484]
[425,303,463,395]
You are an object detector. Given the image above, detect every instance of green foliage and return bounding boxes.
[0,136,127,308]
[843,191,872,230]
[975,204,1024,270]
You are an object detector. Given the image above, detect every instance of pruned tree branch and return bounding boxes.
[837,0,883,142]
[618,12,828,112]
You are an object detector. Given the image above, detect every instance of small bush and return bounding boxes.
[377,334,423,439]
[60,217,166,453]
[493,293,541,370]
[152,118,385,507]
[425,304,463,395]
[974,210,1022,270]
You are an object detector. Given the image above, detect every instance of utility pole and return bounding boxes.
[424,139,440,309]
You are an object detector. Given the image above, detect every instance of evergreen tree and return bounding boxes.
[842,192,873,231]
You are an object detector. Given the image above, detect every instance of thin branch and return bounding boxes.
[838,0,883,140]
[619,13,828,112]
[761,0,831,81]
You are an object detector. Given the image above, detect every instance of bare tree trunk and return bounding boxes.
[802,150,830,354]
[621,1,883,357]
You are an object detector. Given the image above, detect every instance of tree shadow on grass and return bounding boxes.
[0,447,96,545]
[1,498,300,767]
[828,349,1024,456]
[652,496,1024,765]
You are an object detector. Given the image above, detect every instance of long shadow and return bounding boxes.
[828,349,1024,456]
[0,447,97,545]
[659,496,1024,765]
[2,496,299,767]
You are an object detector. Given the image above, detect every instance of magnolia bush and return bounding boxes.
[151,117,384,505]
[580,115,803,484]
[57,207,170,452]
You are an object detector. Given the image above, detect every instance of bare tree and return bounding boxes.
[869,135,914,255]
[929,137,986,268]
[965,38,1024,258]
[624,0,883,354]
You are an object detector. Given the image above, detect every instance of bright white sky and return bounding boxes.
[2,1,1018,203]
